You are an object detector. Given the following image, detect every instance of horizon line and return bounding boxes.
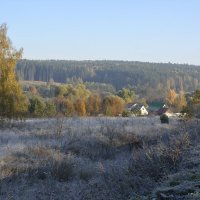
[20,58,200,66]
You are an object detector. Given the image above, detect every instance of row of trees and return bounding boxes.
[28,83,125,117]
[27,84,200,118]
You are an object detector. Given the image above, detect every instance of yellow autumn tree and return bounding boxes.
[0,24,28,119]
[86,94,101,116]
[64,99,74,116]
[102,95,125,116]
[175,90,187,112]
[74,98,86,116]
[165,89,177,107]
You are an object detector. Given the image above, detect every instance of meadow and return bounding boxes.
[0,117,199,199]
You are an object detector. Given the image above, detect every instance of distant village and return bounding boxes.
[125,103,180,117]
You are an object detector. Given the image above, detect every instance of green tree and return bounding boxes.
[28,96,45,117]
[117,88,135,103]
[44,101,56,117]
[190,90,200,118]
[192,90,200,104]
[0,24,28,119]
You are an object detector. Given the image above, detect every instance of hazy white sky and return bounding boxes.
[1,0,200,65]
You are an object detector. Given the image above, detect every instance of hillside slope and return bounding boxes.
[16,60,200,100]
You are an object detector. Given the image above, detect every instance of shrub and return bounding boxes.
[51,159,74,182]
[129,148,166,181]
[122,110,132,117]
[117,133,143,151]
[28,96,46,117]
[44,101,56,117]
[160,114,169,124]
[129,132,190,184]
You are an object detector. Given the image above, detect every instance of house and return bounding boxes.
[127,103,148,116]
[157,104,173,117]
[148,102,164,112]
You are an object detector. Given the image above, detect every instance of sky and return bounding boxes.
[1,0,200,65]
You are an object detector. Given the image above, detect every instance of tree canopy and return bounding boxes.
[0,24,27,119]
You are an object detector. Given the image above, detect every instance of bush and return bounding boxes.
[122,110,132,117]
[51,159,74,182]
[28,96,46,117]
[160,114,169,124]
[129,132,190,183]
[44,101,56,117]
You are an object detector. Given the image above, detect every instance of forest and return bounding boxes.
[16,60,200,101]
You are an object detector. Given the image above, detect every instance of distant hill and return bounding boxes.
[16,60,200,100]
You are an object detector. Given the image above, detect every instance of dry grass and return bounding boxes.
[0,117,198,199]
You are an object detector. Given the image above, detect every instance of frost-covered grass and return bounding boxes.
[0,116,198,199]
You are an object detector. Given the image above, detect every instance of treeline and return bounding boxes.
[16,60,200,101]
[26,83,125,117]
[20,82,200,118]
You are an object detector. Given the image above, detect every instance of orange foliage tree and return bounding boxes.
[175,90,187,112]
[102,95,124,116]
[86,94,102,116]
[74,98,86,116]
[165,89,177,107]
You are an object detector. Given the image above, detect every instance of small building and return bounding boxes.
[148,102,164,113]
[157,104,173,117]
[127,103,148,116]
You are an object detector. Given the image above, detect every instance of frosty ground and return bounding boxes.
[0,117,199,199]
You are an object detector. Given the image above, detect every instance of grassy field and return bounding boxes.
[0,117,199,199]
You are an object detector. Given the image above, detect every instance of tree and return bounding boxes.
[28,96,45,117]
[74,98,86,116]
[44,101,56,117]
[102,95,124,116]
[86,94,101,116]
[165,89,177,107]
[174,90,187,112]
[190,90,200,118]
[0,24,27,119]
[192,90,200,104]
[63,99,74,116]
[29,85,38,95]
[117,88,135,103]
